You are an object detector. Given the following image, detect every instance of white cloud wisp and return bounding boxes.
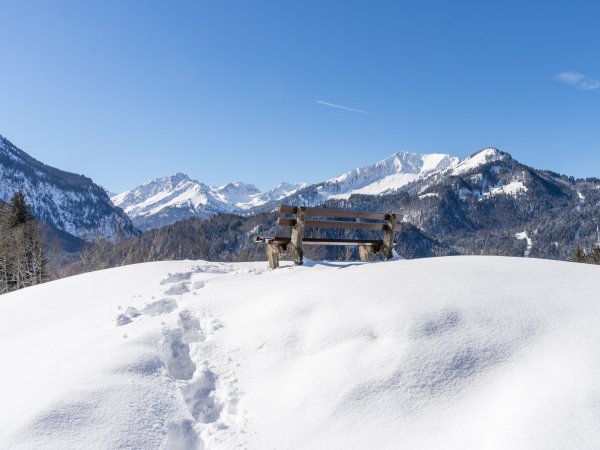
[554,71,600,90]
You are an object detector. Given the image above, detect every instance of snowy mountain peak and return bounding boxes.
[385,151,456,173]
[111,173,228,230]
[265,181,308,199]
[112,174,308,230]
[167,172,192,183]
[149,172,193,189]
[323,151,460,199]
[213,182,261,205]
[219,181,260,191]
[451,147,506,176]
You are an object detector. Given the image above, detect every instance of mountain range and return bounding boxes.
[111,174,306,230]
[103,145,600,262]
[111,147,530,230]
[2,132,599,261]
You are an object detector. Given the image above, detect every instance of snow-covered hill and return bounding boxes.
[112,175,306,230]
[0,135,135,241]
[2,256,600,449]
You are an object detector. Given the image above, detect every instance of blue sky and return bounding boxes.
[1,0,599,192]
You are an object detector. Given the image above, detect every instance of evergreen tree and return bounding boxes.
[589,245,600,265]
[569,245,588,264]
[0,192,47,292]
[8,191,34,227]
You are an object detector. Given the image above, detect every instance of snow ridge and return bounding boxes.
[321,152,460,199]
[450,147,506,176]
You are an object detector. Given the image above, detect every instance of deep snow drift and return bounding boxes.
[1,257,600,449]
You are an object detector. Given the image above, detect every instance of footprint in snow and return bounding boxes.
[160,272,192,285]
[115,300,177,326]
[163,282,190,296]
[115,314,132,326]
[143,299,178,315]
[192,280,205,290]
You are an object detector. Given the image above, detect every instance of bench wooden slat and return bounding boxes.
[277,217,388,231]
[255,236,385,246]
[277,218,297,227]
[307,219,390,231]
[280,205,392,221]
[305,237,384,246]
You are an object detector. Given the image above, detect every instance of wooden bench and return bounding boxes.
[254,205,403,269]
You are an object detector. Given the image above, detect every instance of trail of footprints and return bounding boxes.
[116,265,245,449]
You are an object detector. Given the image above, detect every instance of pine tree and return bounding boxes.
[8,191,34,227]
[569,245,588,264]
[0,192,47,292]
[589,245,600,265]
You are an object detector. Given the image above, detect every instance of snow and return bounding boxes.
[331,172,422,199]
[515,231,533,257]
[111,174,230,221]
[326,152,459,199]
[232,181,307,210]
[451,148,505,176]
[210,181,261,207]
[485,181,528,197]
[112,175,306,229]
[2,257,600,449]
[577,191,586,210]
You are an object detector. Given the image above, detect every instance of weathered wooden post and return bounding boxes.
[381,213,396,260]
[266,243,279,269]
[289,206,305,265]
[358,245,370,261]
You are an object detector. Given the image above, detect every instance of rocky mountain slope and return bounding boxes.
[322,148,600,260]
[0,135,136,244]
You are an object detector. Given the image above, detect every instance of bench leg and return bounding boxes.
[290,207,305,265]
[359,245,370,261]
[382,214,396,260]
[290,244,303,265]
[267,244,280,269]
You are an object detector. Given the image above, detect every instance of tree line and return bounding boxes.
[0,192,47,293]
[569,244,600,265]
[2,190,599,295]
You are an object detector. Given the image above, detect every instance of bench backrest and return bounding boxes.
[277,205,402,233]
